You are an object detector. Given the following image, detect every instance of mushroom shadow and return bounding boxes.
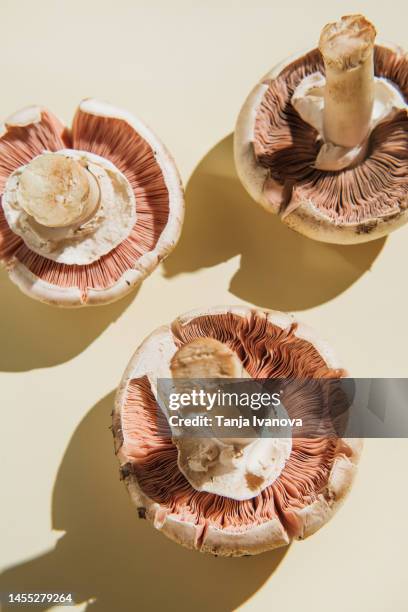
[163,134,386,310]
[0,271,137,372]
[0,391,288,612]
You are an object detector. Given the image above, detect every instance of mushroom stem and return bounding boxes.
[170,337,253,445]
[170,337,249,380]
[169,337,291,500]
[17,153,100,228]
[319,14,377,148]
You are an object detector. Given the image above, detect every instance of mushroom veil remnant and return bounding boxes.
[234,14,408,243]
[0,100,184,306]
[113,306,362,557]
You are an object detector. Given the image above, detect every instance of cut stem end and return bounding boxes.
[319,14,377,148]
[17,153,100,228]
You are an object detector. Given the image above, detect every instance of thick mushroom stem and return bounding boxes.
[170,338,278,499]
[170,339,256,495]
[169,337,291,500]
[170,337,253,445]
[171,337,249,380]
[319,14,377,148]
[16,153,100,228]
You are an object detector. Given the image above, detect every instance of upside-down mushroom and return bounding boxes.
[235,14,408,244]
[113,306,361,557]
[0,100,184,306]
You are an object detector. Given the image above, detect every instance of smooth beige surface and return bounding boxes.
[1,1,407,611]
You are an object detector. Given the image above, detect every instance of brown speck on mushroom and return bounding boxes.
[119,462,133,480]
[356,220,378,234]
[137,507,147,519]
[245,472,265,491]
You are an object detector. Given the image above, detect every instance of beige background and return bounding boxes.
[1,0,407,610]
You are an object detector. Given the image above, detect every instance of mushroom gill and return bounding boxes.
[254,45,408,225]
[114,308,359,556]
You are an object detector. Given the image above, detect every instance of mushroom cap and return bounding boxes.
[234,42,408,244]
[0,99,184,306]
[113,305,362,557]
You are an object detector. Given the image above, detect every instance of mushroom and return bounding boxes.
[0,100,184,306]
[234,14,408,244]
[113,305,362,556]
